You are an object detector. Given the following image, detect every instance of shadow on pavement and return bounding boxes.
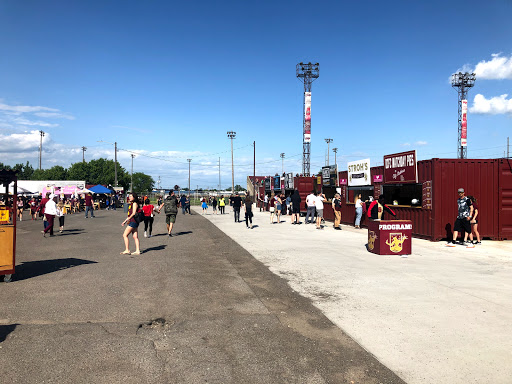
[13,258,97,281]
[174,231,192,236]
[0,324,17,343]
[144,245,167,252]
[58,228,85,236]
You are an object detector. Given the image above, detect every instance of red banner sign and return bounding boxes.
[461,99,467,146]
[384,150,417,184]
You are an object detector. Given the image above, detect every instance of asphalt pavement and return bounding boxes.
[0,208,405,384]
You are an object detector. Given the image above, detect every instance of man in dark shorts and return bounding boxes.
[448,188,473,246]
[159,191,179,237]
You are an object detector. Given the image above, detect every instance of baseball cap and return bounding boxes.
[457,188,464,193]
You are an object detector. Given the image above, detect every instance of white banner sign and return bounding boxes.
[348,158,371,186]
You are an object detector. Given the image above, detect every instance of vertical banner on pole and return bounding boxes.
[304,92,311,143]
[461,99,467,147]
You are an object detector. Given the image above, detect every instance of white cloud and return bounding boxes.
[401,142,411,147]
[12,117,59,127]
[34,112,75,120]
[0,130,49,153]
[415,141,428,146]
[473,53,512,80]
[470,94,512,114]
[0,102,58,113]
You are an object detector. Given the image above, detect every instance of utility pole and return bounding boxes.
[39,130,45,170]
[280,153,285,174]
[296,62,319,176]
[451,72,476,159]
[325,138,333,165]
[114,142,118,187]
[187,159,192,193]
[81,146,87,163]
[227,131,236,192]
[218,157,221,190]
[332,147,338,170]
[130,154,135,193]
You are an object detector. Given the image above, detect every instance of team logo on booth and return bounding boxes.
[386,233,408,253]
[368,231,377,251]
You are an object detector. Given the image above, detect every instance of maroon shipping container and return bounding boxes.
[325,158,508,241]
[294,176,317,214]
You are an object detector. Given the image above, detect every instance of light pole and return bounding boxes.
[97,140,118,187]
[81,146,87,163]
[332,147,338,169]
[325,138,333,165]
[187,159,192,193]
[39,130,45,170]
[130,154,135,192]
[227,131,236,192]
[280,153,285,174]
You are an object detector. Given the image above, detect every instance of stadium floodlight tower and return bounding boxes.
[451,72,476,159]
[296,62,319,176]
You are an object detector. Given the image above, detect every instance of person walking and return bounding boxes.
[243,193,254,229]
[42,194,58,237]
[468,195,481,245]
[269,192,276,224]
[159,191,179,237]
[275,193,283,223]
[37,192,51,229]
[142,198,157,238]
[30,197,37,220]
[314,191,326,229]
[121,193,141,255]
[447,188,473,247]
[201,196,208,215]
[84,192,95,218]
[219,195,225,214]
[290,188,301,224]
[16,196,24,221]
[180,194,187,214]
[57,198,65,233]
[332,193,342,230]
[212,196,218,214]
[305,190,316,224]
[232,192,242,222]
[354,193,364,229]
[185,195,191,214]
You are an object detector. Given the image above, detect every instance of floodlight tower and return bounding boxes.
[296,62,319,176]
[451,72,476,159]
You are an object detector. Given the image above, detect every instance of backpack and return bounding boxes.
[164,196,178,214]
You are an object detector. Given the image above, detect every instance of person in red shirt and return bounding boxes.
[84,193,95,218]
[37,192,51,230]
[142,198,158,238]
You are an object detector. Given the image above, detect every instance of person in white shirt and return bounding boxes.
[264,194,269,211]
[314,191,326,229]
[305,191,317,224]
[42,194,58,237]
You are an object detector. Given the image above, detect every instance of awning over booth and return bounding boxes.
[88,184,113,194]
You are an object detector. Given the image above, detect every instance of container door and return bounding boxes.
[499,159,512,240]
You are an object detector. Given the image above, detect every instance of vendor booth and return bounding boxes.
[0,169,17,282]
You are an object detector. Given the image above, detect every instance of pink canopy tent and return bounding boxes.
[42,185,82,196]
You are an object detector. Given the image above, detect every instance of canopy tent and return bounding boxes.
[88,184,113,194]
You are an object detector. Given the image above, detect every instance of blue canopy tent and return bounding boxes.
[88,184,113,194]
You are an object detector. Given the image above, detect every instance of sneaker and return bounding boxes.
[474,241,481,245]
[168,233,172,237]
[445,241,456,247]
[144,231,147,238]
[461,241,470,247]
[148,234,151,238]
[466,242,475,248]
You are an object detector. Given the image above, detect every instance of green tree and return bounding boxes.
[132,172,154,194]
[31,169,49,180]
[46,165,68,180]
[68,162,89,181]
[234,184,245,192]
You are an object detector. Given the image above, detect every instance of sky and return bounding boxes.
[1,0,511,189]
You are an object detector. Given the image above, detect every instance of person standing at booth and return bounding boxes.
[332,193,342,230]
[314,191,326,229]
[368,195,396,220]
[290,188,301,225]
[447,188,473,247]
[355,194,364,229]
[305,191,316,224]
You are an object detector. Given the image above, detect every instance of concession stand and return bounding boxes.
[0,169,17,282]
[324,154,512,241]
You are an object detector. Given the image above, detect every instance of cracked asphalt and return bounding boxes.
[0,208,405,384]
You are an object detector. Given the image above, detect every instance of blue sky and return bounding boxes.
[1,0,511,189]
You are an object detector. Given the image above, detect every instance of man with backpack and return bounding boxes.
[158,191,180,237]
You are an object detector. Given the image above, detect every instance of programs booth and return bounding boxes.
[0,169,17,283]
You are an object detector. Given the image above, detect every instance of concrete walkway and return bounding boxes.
[197,206,512,384]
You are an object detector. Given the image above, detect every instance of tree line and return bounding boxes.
[0,159,154,193]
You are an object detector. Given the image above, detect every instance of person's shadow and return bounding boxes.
[143,245,167,252]
[12,258,97,281]
[0,324,17,343]
[445,223,453,241]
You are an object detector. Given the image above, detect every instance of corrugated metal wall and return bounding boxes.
[499,159,512,240]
